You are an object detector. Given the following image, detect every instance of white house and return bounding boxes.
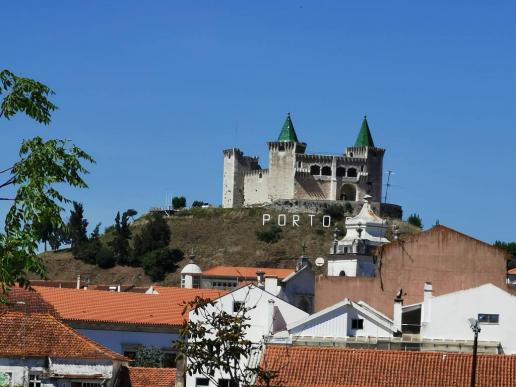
[0,311,127,387]
[185,284,308,387]
[277,298,399,346]
[413,283,516,354]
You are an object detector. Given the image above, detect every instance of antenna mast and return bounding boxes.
[384,170,394,203]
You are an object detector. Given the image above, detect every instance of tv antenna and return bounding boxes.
[384,170,394,203]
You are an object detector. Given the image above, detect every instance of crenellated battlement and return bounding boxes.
[345,146,385,158]
[244,168,269,177]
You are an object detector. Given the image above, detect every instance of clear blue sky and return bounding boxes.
[2,1,515,243]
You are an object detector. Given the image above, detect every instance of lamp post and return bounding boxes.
[468,318,481,387]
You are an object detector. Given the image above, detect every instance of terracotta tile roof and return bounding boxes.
[202,266,293,279]
[34,286,224,327]
[122,367,176,387]
[0,286,59,316]
[261,345,516,387]
[0,311,126,361]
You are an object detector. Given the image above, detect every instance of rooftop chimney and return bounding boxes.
[393,288,403,334]
[266,299,275,336]
[256,271,265,288]
[422,282,433,325]
[76,275,81,290]
[264,276,279,296]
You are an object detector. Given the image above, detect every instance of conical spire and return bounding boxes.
[277,113,299,142]
[354,116,375,147]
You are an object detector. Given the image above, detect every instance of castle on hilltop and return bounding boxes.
[222,114,389,211]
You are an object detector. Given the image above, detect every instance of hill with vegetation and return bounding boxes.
[37,207,420,287]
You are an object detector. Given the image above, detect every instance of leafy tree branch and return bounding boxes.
[0,69,93,296]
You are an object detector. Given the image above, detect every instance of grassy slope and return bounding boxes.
[38,208,419,287]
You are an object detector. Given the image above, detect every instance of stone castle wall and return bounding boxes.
[243,169,269,205]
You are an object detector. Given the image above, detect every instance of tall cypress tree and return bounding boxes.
[109,210,136,265]
[68,202,88,254]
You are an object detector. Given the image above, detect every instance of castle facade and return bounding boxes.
[222,114,385,208]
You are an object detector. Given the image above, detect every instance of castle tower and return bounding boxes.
[345,116,385,202]
[267,113,306,201]
[222,148,260,208]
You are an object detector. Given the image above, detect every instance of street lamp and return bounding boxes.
[467,318,481,387]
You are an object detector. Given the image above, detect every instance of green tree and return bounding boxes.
[95,246,116,269]
[109,210,134,265]
[175,296,279,386]
[407,213,423,229]
[68,202,88,255]
[141,248,182,282]
[133,213,171,257]
[0,69,93,294]
[33,217,55,252]
[172,196,186,210]
[133,346,165,368]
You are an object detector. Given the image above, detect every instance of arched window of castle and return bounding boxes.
[297,161,302,168]
[321,166,332,176]
[340,184,357,201]
[336,167,346,177]
[361,165,364,172]
[347,168,357,177]
[310,165,321,175]
[339,270,346,276]
[258,173,262,179]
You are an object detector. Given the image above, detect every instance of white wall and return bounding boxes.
[421,284,516,354]
[0,358,119,387]
[186,285,308,387]
[289,303,393,338]
[77,328,179,354]
[0,358,46,387]
[328,259,358,277]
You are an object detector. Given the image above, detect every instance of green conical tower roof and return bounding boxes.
[354,116,375,147]
[277,113,299,142]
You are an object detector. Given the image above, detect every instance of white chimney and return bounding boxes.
[393,289,403,333]
[256,271,265,288]
[422,282,433,325]
[266,299,275,336]
[76,275,81,289]
[264,276,278,295]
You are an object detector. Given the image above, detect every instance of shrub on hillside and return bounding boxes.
[191,200,208,208]
[324,204,346,221]
[256,224,282,244]
[96,246,116,269]
[141,248,183,282]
